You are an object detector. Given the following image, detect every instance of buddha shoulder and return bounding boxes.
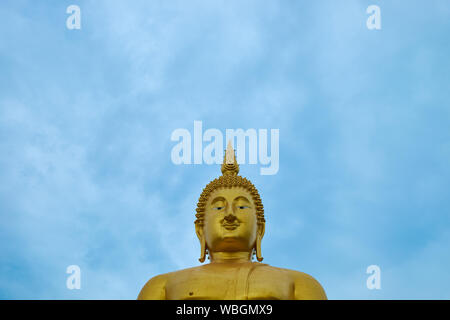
[137,266,201,300]
[286,268,327,300]
[137,273,168,300]
[249,264,326,300]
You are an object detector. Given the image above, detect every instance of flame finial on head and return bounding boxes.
[221,140,239,176]
[196,139,264,228]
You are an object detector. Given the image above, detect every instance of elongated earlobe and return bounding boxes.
[199,237,206,263]
[256,236,263,262]
[195,224,207,263]
[256,223,265,262]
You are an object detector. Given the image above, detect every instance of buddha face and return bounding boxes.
[202,187,259,253]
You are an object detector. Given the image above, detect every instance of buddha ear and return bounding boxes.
[255,223,265,262]
[195,224,206,263]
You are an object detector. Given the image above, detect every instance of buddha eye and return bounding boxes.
[238,206,249,210]
[213,206,224,211]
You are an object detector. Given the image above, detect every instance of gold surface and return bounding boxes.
[138,142,327,300]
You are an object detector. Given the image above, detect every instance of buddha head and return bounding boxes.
[195,141,265,262]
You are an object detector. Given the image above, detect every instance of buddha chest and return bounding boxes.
[165,263,295,300]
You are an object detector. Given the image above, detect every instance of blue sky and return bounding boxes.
[1,0,449,299]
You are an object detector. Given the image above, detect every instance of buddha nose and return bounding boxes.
[224,209,237,222]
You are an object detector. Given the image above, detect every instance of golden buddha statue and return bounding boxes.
[138,142,327,300]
